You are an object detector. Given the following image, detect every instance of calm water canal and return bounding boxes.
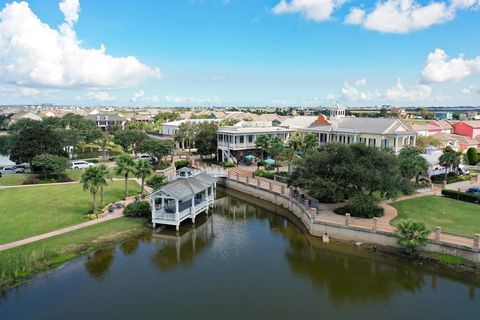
[1,188,479,320]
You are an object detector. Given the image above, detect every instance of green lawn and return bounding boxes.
[0,181,140,244]
[390,196,480,237]
[0,169,103,186]
[0,218,145,289]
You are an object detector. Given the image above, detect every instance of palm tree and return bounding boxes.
[395,219,430,254]
[399,146,429,183]
[268,136,284,173]
[255,135,270,161]
[288,132,303,151]
[135,159,153,195]
[280,147,296,174]
[439,146,462,181]
[80,166,108,215]
[303,133,319,153]
[115,154,136,198]
[97,164,112,207]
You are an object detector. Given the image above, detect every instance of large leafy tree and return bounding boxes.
[10,126,66,166]
[138,139,173,165]
[289,143,412,203]
[113,129,147,154]
[135,159,153,195]
[115,154,137,198]
[415,135,442,149]
[439,146,462,181]
[398,146,429,183]
[80,166,109,215]
[195,122,218,159]
[32,154,69,179]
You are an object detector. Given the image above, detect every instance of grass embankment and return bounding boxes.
[0,218,146,290]
[391,196,480,238]
[0,181,140,244]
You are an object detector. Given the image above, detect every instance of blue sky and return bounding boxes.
[0,0,479,107]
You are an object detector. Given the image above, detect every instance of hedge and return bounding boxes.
[441,189,480,204]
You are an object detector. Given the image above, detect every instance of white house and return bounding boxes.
[162,119,218,136]
[150,167,216,231]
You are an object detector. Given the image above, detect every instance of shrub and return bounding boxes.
[441,189,480,204]
[395,219,430,254]
[334,193,384,218]
[175,159,189,169]
[466,147,478,165]
[431,172,470,184]
[56,175,74,183]
[124,201,151,218]
[156,161,171,170]
[146,175,168,190]
[254,170,275,180]
[221,162,235,168]
[22,176,40,185]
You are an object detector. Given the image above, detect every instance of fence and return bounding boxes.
[223,170,480,259]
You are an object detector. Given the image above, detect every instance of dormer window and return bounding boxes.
[96,116,100,120]
[105,116,109,121]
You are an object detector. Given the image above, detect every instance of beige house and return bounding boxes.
[304,106,416,154]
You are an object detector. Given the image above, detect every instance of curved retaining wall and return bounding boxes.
[219,178,480,264]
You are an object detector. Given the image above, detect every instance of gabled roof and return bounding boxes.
[309,117,412,135]
[280,116,318,129]
[151,172,215,200]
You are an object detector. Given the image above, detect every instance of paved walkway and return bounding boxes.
[0,185,141,252]
[227,170,478,249]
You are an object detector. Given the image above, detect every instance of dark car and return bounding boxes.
[466,187,480,196]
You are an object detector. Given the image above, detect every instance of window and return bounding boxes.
[240,136,244,143]
[381,139,389,148]
[248,135,254,143]
[368,138,376,147]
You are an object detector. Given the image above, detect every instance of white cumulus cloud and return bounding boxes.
[59,0,80,25]
[341,81,376,101]
[421,48,480,83]
[0,1,160,90]
[272,0,345,21]
[345,0,479,33]
[384,78,432,101]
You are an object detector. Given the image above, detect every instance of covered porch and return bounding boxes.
[150,171,216,230]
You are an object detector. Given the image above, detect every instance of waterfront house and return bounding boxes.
[217,122,294,163]
[150,167,216,231]
[304,105,417,154]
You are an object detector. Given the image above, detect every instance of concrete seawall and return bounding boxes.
[218,177,480,264]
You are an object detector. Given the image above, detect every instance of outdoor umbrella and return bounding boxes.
[245,155,255,160]
[264,158,275,164]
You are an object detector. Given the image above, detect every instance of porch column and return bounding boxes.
[175,199,180,222]
[191,196,196,223]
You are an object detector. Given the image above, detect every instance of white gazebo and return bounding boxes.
[150,167,216,230]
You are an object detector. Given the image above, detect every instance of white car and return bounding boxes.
[0,166,25,174]
[137,154,158,163]
[71,161,95,169]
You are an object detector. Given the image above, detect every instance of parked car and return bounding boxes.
[137,154,158,163]
[0,166,25,174]
[71,161,95,169]
[458,164,470,175]
[466,187,480,195]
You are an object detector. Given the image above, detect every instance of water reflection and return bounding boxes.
[150,215,215,272]
[119,238,140,256]
[215,188,479,303]
[84,248,115,280]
